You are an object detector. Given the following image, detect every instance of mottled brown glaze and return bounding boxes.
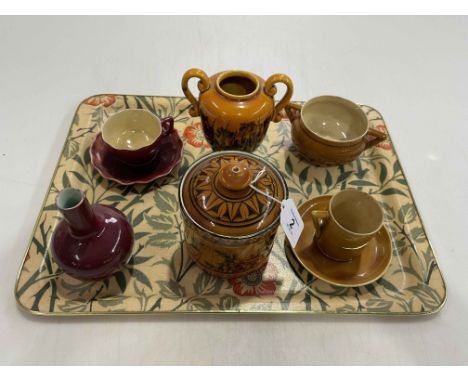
[285,97,387,165]
[182,69,293,152]
[179,151,288,278]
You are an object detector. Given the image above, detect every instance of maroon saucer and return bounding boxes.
[90,128,183,185]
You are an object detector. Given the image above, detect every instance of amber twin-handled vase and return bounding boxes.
[179,151,288,278]
[182,69,294,152]
[285,96,387,165]
[51,188,134,280]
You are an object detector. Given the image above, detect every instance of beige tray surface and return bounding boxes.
[15,94,446,316]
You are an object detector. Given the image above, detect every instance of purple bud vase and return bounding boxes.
[51,188,134,280]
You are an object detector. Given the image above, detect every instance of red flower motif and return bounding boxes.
[374,125,392,150]
[84,95,116,107]
[183,122,210,148]
[229,263,278,296]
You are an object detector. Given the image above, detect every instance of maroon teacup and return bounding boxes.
[101,109,174,166]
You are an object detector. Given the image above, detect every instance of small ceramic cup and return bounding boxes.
[101,109,174,166]
[311,189,384,262]
[285,96,387,165]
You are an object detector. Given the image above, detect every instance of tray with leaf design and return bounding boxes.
[14,94,446,316]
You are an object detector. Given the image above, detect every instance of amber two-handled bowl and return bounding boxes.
[181,68,294,152]
[285,96,387,166]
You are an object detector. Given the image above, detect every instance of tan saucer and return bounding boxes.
[289,195,392,287]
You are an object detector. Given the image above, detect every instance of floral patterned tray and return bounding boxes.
[14,94,446,316]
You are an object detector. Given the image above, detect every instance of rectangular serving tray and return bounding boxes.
[15,94,446,316]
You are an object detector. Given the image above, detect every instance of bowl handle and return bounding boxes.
[284,102,302,125]
[181,68,210,117]
[364,128,387,149]
[265,74,294,122]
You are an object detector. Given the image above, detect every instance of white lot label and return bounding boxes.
[280,198,304,248]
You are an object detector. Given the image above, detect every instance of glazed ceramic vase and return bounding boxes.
[181,69,293,152]
[51,188,134,280]
[179,151,288,278]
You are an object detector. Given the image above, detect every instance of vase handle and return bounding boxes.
[181,68,210,117]
[265,74,294,123]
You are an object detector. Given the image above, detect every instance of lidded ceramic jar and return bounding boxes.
[179,151,288,278]
[181,69,293,152]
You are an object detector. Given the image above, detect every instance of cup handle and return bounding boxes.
[364,128,387,149]
[284,102,302,125]
[311,210,330,238]
[161,117,174,136]
[181,68,210,117]
[265,74,294,123]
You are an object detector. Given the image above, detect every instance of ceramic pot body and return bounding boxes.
[182,69,293,152]
[102,108,174,166]
[311,189,384,262]
[179,151,288,278]
[285,96,387,165]
[51,188,134,279]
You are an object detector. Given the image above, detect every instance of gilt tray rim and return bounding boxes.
[14,93,447,317]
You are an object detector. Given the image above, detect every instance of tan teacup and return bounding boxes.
[285,96,387,165]
[311,189,384,262]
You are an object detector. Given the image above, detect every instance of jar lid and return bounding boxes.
[179,151,288,238]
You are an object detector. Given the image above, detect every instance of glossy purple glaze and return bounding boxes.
[90,120,183,185]
[51,190,134,280]
[103,116,174,165]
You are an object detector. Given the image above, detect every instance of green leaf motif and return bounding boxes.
[380,188,407,197]
[133,231,150,241]
[157,280,185,299]
[348,180,377,187]
[128,255,152,266]
[129,268,153,290]
[217,295,240,310]
[100,194,128,203]
[376,278,403,295]
[379,162,388,184]
[97,296,127,307]
[285,156,293,176]
[154,190,178,213]
[144,214,173,230]
[63,140,79,160]
[365,298,393,312]
[398,203,417,225]
[410,227,426,243]
[62,171,71,188]
[393,159,401,174]
[113,271,127,293]
[325,170,332,188]
[314,178,323,194]
[299,167,309,185]
[406,283,441,310]
[337,170,353,185]
[193,272,224,295]
[188,297,213,311]
[336,304,356,313]
[147,232,178,248]
[380,202,395,221]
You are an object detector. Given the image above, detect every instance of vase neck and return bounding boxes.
[56,188,98,236]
